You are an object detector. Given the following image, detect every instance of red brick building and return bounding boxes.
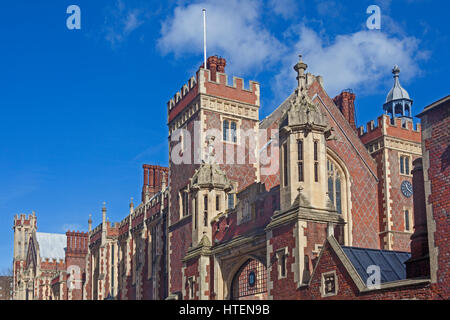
[12,56,448,300]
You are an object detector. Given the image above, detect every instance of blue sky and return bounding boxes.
[0,0,448,271]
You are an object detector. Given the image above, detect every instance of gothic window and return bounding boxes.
[231,259,267,299]
[327,159,342,214]
[193,196,198,229]
[283,143,288,186]
[204,195,208,227]
[216,195,220,211]
[228,193,235,210]
[314,141,319,182]
[276,248,288,279]
[297,140,304,182]
[180,189,189,217]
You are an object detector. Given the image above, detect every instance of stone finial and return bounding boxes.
[88,214,92,232]
[161,172,167,190]
[294,54,308,91]
[102,202,106,224]
[129,197,134,214]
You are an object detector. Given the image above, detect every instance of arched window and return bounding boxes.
[326,154,351,245]
[327,159,342,214]
[230,259,267,300]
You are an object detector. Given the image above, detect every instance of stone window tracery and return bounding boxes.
[327,159,342,214]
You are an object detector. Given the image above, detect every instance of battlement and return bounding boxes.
[167,56,260,124]
[107,222,119,237]
[14,212,36,227]
[167,76,198,112]
[89,221,119,245]
[41,258,65,270]
[358,114,421,144]
[118,216,130,237]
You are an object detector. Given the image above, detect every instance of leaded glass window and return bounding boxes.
[327,159,342,214]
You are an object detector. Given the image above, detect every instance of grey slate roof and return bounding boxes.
[342,246,411,284]
[36,232,67,260]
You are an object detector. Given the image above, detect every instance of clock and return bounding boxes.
[401,181,413,198]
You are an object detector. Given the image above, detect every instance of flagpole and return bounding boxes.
[203,8,207,69]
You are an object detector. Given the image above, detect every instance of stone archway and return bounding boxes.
[230,258,267,300]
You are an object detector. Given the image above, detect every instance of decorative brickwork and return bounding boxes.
[12,56,448,301]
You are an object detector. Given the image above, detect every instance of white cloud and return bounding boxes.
[315,1,342,18]
[157,1,427,105]
[273,25,427,101]
[157,0,284,73]
[103,0,147,47]
[268,0,301,19]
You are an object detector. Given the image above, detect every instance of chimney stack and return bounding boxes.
[333,90,357,131]
[142,165,169,203]
[207,56,219,82]
[217,57,226,73]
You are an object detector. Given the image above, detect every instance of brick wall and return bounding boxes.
[419,100,450,299]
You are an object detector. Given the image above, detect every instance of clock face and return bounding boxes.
[401,181,413,198]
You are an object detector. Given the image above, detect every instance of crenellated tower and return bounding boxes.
[12,212,37,300]
[359,65,422,251]
[167,55,261,298]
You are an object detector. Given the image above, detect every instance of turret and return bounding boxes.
[383,65,413,127]
[13,212,37,260]
[279,55,335,212]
